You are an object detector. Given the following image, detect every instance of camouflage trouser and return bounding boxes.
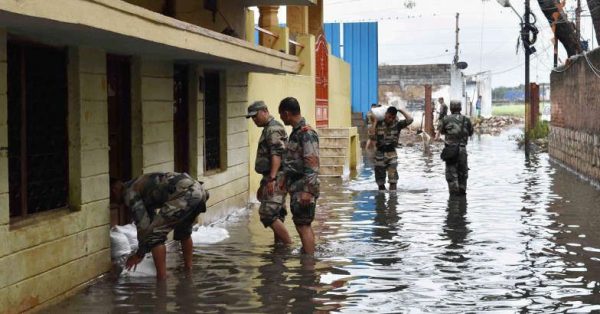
[374,150,398,186]
[289,190,317,226]
[257,175,287,227]
[143,178,209,246]
[445,146,468,195]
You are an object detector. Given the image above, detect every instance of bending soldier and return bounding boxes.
[110,172,209,280]
[436,101,474,195]
[246,101,292,245]
[367,106,413,191]
[278,97,320,255]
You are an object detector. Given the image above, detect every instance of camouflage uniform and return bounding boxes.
[254,116,288,227]
[370,117,413,186]
[438,114,474,194]
[123,172,209,258]
[283,118,320,226]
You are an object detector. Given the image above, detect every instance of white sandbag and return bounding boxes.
[110,229,131,259]
[121,255,157,278]
[191,225,229,245]
[369,105,391,121]
[114,224,138,251]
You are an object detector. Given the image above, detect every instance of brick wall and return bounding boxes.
[549,48,600,183]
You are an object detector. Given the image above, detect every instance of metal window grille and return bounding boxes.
[7,41,69,219]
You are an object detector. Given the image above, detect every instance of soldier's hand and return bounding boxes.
[125,254,143,272]
[278,176,286,191]
[299,192,312,206]
[266,180,275,195]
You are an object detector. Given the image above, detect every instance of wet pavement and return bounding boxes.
[48,128,600,313]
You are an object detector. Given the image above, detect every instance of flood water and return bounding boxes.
[49,128,600,313]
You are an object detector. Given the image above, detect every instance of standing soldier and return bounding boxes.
[367,106,413,191]
[110,172,209,280]
[246,101,292,245]
[438,97,448,122]
[278,97,320,255]
[436,100,474,195]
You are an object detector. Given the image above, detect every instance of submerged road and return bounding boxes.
[49,128,600,313]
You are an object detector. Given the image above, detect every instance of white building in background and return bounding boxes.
[464,71,493,118]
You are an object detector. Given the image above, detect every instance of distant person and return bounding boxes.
[246,101,292,245]
[278,97,320,255]
[367,106,413,190]
[438,97,448,121]
[436,101,474,195]
[110,172,209,280]
[475,95,482,117]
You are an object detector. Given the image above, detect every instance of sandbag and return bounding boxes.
[114,224,138,251]
[110,229,131,259]
[369,105,391,121]
[191,225,230,245]
[121,255,157,277]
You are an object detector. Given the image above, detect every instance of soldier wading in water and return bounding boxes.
[436,100,474,195]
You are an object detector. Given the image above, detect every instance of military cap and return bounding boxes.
[245,101,268,118]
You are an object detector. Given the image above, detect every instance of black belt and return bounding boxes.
[377,144,396,152]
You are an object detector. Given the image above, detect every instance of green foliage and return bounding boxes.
[528,120,549,140]
[492,104,524,117]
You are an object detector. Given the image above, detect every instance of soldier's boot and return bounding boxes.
[378,184,386,191]
[389,183,397,190]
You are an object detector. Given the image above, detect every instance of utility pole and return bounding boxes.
[576,0,582,40]
[454,13,460,64]
[524,0,531,152]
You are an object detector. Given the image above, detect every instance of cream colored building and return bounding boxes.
[0,0,318,312]
[247,3,361,196]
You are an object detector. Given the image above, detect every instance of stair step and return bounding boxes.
[321,137,349,148]
[321,156,347,166]
[317,128,350,137]
[321,147,348,156]
[319,165,345,176]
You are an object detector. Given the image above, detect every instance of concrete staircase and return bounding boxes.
[318,128,358,177]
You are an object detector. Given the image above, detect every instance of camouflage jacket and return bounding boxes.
[370,118,413,150]
[123,172,208,256]
[282,118,320,196]
[255,116,287,175]
[438,114,474,145]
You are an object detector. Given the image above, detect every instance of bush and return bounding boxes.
[528,120,549,139]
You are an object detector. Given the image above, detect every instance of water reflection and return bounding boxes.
[49,129,600,313]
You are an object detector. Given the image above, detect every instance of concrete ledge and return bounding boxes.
[0,0,300,73]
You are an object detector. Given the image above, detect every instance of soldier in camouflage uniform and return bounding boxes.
[368,106,413,190]
[278,97,320,255]
[246,101,292,245]
[436,101,474,195]
[110,172,209,280]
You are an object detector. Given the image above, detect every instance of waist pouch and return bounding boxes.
[440,144,460,163]
[377,144,396,152]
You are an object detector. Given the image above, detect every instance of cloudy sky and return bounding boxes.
[322,0,596,87]
[258,0,596,88]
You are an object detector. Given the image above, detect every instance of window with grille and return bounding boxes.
[7,41,69,219]
[204,70,225,172]
[174,64,190,174]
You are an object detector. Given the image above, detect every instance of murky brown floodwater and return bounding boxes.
[49,128,600,313]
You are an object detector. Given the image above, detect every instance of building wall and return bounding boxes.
[198,70,250,223]
[0,40,111,313]
[328,55,351,128]
[549,48,600,184]
[246,73,316,197]
[0,43,250,314]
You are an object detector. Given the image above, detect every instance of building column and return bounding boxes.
[287,6,309,36]
[258,6,279,48]
[308,0,324,36]
[424,84,434,137]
